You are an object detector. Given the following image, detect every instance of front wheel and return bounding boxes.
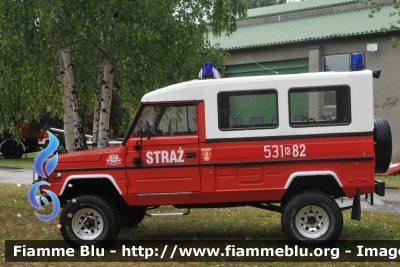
[60,194,120,248]
[281,191,343,246]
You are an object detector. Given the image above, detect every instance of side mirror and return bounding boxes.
[145,120,150,140]
[133,128,145,165]
[133,158,142,164]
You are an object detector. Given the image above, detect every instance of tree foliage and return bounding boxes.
[0,1,59,136]
[0,0,247,142]
[360,0,400,48]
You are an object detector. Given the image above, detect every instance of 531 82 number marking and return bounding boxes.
[264,144,306,158]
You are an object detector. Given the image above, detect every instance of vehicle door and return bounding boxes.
[125,103,200,194]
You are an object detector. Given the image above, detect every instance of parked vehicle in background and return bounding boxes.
[49,127,122,148]
[0,124,49,159]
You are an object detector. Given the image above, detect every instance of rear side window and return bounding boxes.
[218,90,278,130]
[289,86,351,127]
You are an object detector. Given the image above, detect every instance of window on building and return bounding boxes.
[218,90,278,130]
[323,54,349,72]
[134,105,197,136]
[289,86,351,127]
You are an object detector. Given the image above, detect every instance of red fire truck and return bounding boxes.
[0,124,49,159]
[39,64,391,247]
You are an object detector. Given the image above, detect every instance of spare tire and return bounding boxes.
[373,118,392,173]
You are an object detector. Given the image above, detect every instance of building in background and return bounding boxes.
[210,0,400,160]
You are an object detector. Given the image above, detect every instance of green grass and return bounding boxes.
[376,174,400,188]
[0,152,38,169]
[1,151,399,266]
[2,183,400,267]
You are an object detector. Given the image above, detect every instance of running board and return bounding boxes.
[146,208,190,217]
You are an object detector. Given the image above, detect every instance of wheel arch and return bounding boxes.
[0,139,26,151]
[282,171,345,205]
[59,175,128,211]
[59,174,123,195]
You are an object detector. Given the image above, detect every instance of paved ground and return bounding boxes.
[336,187,400,214]
[0,166,36,185]
[1,166,399,213]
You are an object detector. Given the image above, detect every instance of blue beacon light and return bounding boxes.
[351,52,364,70]
[203,62,214,77]
[199,62,221,79]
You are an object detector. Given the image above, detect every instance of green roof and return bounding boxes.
[247,0,358,18]
[211,5,400,50]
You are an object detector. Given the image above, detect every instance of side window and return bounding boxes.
[134,105,197,136]
[289,86,351,127]
[218,90,278,130]
[324,54,349,72]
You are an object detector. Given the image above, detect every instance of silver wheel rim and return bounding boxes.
[295,205,329,239]
[71,208,104,240]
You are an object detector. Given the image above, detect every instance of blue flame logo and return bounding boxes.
[28,131,61,222]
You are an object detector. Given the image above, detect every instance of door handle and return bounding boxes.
[185,152,196,158]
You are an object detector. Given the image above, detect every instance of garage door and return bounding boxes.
[225,58,308,78]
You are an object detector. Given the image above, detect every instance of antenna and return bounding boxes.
[247,57,279,75]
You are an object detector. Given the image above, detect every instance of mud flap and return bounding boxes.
[375,179,385,196]
[351,188,361,221]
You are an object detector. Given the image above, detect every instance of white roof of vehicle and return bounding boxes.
[141,71,368,103]
[142,70,374,139]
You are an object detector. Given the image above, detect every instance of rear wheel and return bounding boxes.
[281,191,343,245]
[1,140,23,159]
[60,194,120,248]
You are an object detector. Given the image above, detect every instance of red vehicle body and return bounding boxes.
[39,68,391,247]
[0,124,49,159]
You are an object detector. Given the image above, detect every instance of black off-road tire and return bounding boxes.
[374,118,392,173]
[121,207,147,228]
[60,194,121,248]
[1,140,23,159]
[281,191,343,246]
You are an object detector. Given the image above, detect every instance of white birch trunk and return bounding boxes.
[61,49,88,151]
[92,59,104,147]
[58,52,75,152]
[97,60,114,148]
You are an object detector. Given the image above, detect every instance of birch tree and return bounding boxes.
[60,50,87,151]
[92,60,104,147]
[97,60,114,148]
[0,0,246,148]
[58,52,75,151]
